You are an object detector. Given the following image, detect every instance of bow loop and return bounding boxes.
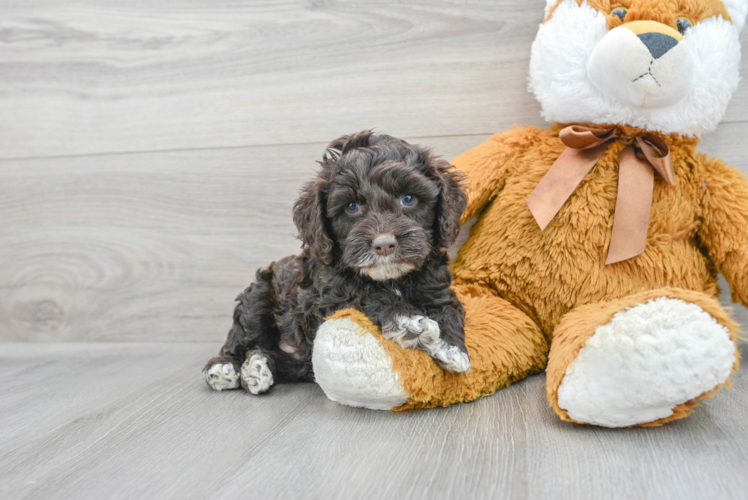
[559,125,621,150]
[526,125,676,265]
[634,134,675,186]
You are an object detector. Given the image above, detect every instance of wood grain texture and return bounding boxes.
[0,342,746,500]
[0,134,491,341]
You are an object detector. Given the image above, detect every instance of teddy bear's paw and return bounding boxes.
[203,363,240,391]
[313,316,410,410]
[240,353,274,395]
[557,297,736,427]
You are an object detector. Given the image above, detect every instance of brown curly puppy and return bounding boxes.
[203,131,469,394]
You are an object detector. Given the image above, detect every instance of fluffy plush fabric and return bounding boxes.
[311,0,748,426]
[550,290,738,427]
[312,315,409,410]
[531,1,742,137]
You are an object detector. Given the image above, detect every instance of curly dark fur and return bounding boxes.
[204,131,468,392]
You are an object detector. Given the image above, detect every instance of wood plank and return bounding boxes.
[3,0,746,161]
[0,342,746,499]
[0,0,546,159]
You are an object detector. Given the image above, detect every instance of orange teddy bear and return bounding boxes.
[311,0,748,427]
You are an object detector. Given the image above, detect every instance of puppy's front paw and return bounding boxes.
[427,341,471,373]
[203,363,240,391]
[240,353,274,395]
[381,315,439,349]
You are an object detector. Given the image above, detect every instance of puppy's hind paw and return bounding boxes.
[240,353,274,395]
[203,363,240,391]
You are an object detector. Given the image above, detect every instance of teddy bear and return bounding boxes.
[310,0,748,427]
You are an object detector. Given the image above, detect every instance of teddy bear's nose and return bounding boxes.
[638,32,679,59]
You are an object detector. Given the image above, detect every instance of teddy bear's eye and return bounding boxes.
[610,7,628,20]
[676,17,693,34]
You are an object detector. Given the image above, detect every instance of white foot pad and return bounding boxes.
[313,317,409,410]
[241,354,274,395]
[557,297,736,427]
[203,363,240,391]
[383,315,470,373]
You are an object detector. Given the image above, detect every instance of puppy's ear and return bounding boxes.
[431,158,467,251]
[293,175,334,266]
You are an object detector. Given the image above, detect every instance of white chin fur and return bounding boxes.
[587,27,694,109]
[530,1,741,136]
[360,262,415,281]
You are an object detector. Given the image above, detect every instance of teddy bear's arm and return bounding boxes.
[452,128,529,223]
[699,156,748,305]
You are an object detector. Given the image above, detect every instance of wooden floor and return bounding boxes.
[1,341,746,500]
[3,1,748,498]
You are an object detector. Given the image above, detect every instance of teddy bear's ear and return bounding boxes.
[544,0,558,20]
[723,0,748,31]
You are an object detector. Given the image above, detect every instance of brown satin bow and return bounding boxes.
[526,125,675,265]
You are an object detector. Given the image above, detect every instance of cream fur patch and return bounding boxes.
[360,262,416,281]
[241,354,274,395]
[312,317,409,410]
[529,1,742,137]
[557,297,736,427]
[203,363,240,391]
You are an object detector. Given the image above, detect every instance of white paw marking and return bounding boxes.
[241,354,274,395]
[203,363,240,391]
[557,297,737,427]
[382,315,470,373]
[424,340,471,373]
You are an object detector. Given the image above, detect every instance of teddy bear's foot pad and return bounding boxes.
[557,297,736,427]
[313,317,409,410]
[203,363,240,391]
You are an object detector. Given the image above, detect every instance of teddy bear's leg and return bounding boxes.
[546,288,740,428]
[312,285,548,410]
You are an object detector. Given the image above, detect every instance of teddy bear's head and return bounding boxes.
[530,0,747,136]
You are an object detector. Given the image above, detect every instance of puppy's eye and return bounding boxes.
[345,202,360,214]
[400,195,417,207]
[610,7,627,20]
[676,17,693,34]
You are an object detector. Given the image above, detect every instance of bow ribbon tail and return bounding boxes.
[606,135,673,265]
[605,147,655,265]
[527,141,610,230]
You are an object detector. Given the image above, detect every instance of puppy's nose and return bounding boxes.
[372,234,398,257]
[637,32,678,59]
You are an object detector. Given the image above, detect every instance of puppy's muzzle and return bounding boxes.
[372,234,398,257]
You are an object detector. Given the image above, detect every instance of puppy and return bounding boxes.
[203,131,469,394]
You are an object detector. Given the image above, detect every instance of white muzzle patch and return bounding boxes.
[587,24,694,109]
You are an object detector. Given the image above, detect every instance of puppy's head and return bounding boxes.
[293,131,466,280]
